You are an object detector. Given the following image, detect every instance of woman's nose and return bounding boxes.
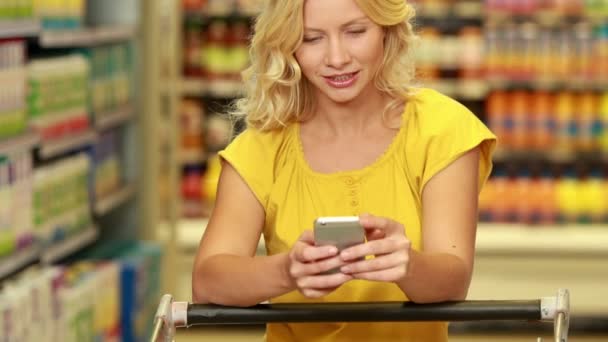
[325,37,351,69]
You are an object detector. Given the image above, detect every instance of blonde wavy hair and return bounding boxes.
[231,0,418,131]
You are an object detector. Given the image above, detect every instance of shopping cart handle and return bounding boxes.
[152,289,569,342]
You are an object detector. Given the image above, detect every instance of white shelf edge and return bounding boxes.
[180,150,206,165]
[169,219,608,257]
[38,130,98,159]
[0,19,40,38]
[166,218,267,254]
[0,131,40,156]
[94,104,135,130]
[207,79,244,98]
[94,183,136,216]
[477,223,608,256]
[181,78,207,95]
[181,78,244,98]
[39,26,136,47]
[0,243,42,280]
[41,226,99,264]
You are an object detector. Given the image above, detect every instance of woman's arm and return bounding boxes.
[339,148,481,303]
[192,161,294,307]
[192,161,352,306]
[400,147,480,302]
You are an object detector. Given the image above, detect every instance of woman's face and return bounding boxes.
[295,0,385,106]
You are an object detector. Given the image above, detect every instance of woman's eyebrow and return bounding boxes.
[304,16,370,32]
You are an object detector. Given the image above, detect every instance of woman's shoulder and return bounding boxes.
[224,124,297,163]
[406,87,482,135]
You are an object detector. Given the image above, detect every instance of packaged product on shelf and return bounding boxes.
[79,240,163,342]
[33,153,93,246]
[530,91,555,150]
[180,98,205,161]
[182,164,205,217]
[34,0,85,30]
[92,130,122,200]
[83,43,134,118]
[0,0,34,18]
[183,20,205,77]
[226,19,251,80]
[600,92,608,153]
[10,151,34,250]
[204,19,230,81]
[0,151,34,259]
[0,157,15,258]
[27,55,91,140]
[0,39,27,140]
[0,267,58,342]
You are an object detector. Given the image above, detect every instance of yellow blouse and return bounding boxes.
[218,88,497,341]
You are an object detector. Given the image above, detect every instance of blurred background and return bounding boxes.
[0,0,607,341]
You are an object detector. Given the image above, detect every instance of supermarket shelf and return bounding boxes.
[94,183,136,216]
[180,150,206,165]
[0,243,42,280]
[0,19,40,38]
[41,226,99,264]
[38,130,98,159]
[428,79,489,101]
[487,79,608,92]
[161,217,266,255]
[416,2,482,19]
[181,78,244,98]
[94,104,135,130]
[169,219,608,257]
[181,78,207,95]
[493,149,607,164]
[487,13,606,25]
[477,223,608,256]
[39,26,136,47]
[0,131,40,156]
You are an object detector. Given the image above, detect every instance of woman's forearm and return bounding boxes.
[397,250,472,303]
[192,253,295,307]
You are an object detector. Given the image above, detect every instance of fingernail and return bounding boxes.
[327,247,338,254]
[341,266,351,273]
[341,251,351,260]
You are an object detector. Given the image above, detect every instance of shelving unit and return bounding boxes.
[0,131,40,155]
[94,103,135,130]
[0,1,147,287]
[0,19,40,38]
[38,26,136,48]
[94,183,136,216]
[40,225,99,264]
[0,243,41,279]
[181,78,243,98]
[37,129,98,160]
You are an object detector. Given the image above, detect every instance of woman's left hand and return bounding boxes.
[339,213,411,283]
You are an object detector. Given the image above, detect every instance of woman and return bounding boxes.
[192,0,496,340]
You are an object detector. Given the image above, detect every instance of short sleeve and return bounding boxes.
[408,90,497,194]
[218,128,283,207]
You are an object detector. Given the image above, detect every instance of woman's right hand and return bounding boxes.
[286,230,353,298]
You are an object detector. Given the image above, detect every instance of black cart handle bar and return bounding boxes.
[152,288,569,342]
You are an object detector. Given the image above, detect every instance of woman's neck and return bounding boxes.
[310,91,394,137]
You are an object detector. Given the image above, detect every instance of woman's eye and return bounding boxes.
[348,29,366,35]
[303,36,321,43]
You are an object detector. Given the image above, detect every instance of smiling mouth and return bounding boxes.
[325,72,358,81]
[323,71,360,88]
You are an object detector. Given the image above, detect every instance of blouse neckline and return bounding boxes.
[293,103,411,179]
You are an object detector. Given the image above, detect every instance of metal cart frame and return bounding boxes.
[152,288,569,342]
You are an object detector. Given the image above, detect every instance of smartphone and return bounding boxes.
[314,216,366,252]
[313,216,366,274]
